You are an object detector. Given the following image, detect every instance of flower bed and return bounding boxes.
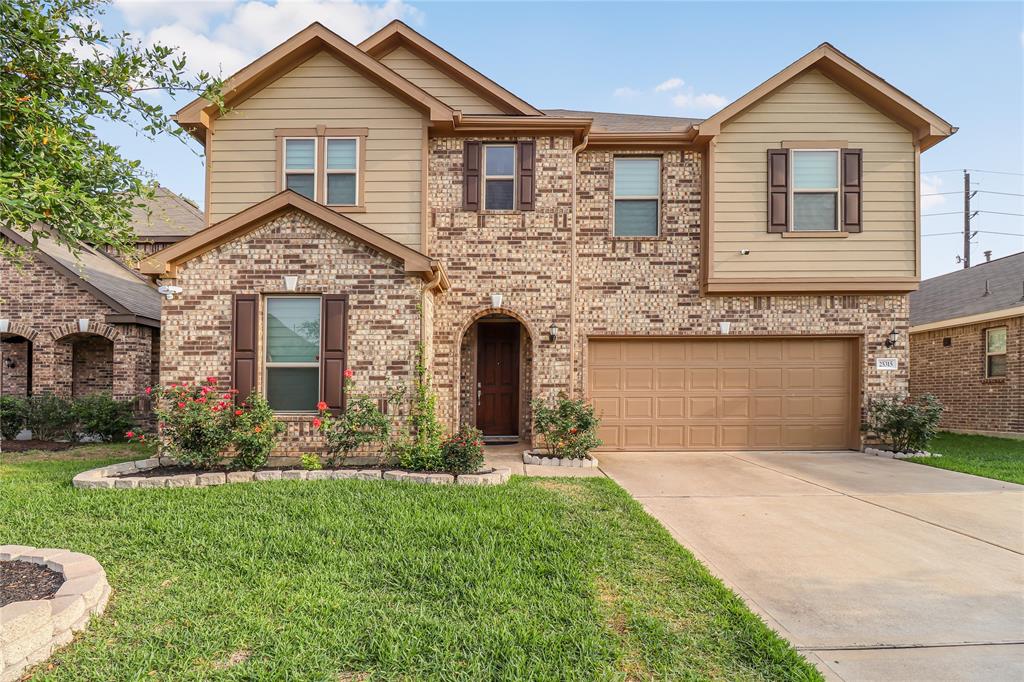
[0,546,109,682]
[522,451,600,468]
[72,458,511,489]
[864,446,940,459]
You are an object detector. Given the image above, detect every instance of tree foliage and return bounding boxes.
[0,0,223,260]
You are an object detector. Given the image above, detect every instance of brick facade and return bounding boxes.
[0,242,157,407]
[910,316,1023,436]
[160,210,425,456]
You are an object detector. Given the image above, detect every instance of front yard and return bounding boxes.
[1,446,818,681]
[911,432,1024,485]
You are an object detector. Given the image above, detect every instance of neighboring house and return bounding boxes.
[0,187,201,407]
[140,21,955,454]
[909,253,1023,437]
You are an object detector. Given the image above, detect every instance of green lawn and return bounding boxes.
[911,432,1024,485]
[0,446,819,681]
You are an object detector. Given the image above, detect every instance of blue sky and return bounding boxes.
[98,0,1023,278]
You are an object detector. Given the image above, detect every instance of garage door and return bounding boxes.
[588,338,856,451]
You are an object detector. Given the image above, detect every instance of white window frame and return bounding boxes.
[324,137,359,207]
[790,148,841,232]
[985,326,1008,378]
[482,143,516,211]
[282,137,318,202]
[263,295,321,414]
[613,156,661,237]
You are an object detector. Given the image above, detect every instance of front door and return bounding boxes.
[476,322,520,437]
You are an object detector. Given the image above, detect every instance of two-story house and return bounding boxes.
[141,21,954,454]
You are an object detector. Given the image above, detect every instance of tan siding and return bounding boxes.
[712,68,917,280]
[209,51,424,248]
[379,46,503,114]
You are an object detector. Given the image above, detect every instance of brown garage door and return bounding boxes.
[588,337,857,451]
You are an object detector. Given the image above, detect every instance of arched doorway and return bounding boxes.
[0,333,33,396]
[458,312,534,443]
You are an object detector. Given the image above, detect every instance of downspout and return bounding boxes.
[420,264,445,363]
[568,133,589,398]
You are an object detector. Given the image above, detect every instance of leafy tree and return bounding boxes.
[0,0,223,261]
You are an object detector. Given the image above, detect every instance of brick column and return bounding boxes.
[112,325,152,401]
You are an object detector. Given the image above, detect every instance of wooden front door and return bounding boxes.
[476,322,520,436]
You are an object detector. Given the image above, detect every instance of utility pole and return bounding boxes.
[963,170,971,269]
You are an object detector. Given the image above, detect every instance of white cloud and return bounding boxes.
[123,0,422,77]
[671,91,729,113]
[613,86,640,98]
[920,174,948,210]
[654,77,684,92]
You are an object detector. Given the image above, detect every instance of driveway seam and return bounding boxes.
[726,453,1024,556]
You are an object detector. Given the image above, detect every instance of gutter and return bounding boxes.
[420,261,449,362]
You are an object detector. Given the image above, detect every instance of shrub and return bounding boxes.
[531,393,602,459]
[230,393,285,471]
[0,396,26,440]
[300,452,322,471]
[398,349,445,471]
[314,370,390,467]
[152,378,236,469]
[72,393,136,442]
[864,393,943,453]
[441,426,484,474]
[23,393,75,441]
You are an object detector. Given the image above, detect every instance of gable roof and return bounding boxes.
[131,185,205,241]
[140,191,445,284]
[695,43,955,151]
[910,252,1024,330]
[175,23,455,144]
[2,227,161,325]
[543,109,701,134]
[360,20,542,116]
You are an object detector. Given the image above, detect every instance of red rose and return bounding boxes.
[177,402,186,409]
[125,430,134,438]
[145,387,152,395]
[206,376,217,384]
[234,409,243,416]
[316,401,328,411]
[312,417,322,429]
[343,368,354,379]
[170,383,177,389]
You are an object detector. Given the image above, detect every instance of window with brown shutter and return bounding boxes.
[841,148,863,232]
[463,141,481,211]
[767,149,789,233]
[320,294,348,412]
[516,140,535,211]
[231,294,258,405]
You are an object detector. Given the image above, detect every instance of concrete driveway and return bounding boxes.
[598,450,1024,681]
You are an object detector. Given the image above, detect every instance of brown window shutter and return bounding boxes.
[767,149,789,233]
[463,141,481,211]
[320,294,348,412]
[231,294,258,405]
[516,140,536,211]
[841,148,863,233]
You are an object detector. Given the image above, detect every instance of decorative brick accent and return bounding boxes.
[159,210,425,456]
[910,316,1022,436]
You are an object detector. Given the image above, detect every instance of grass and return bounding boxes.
[0,445,820,681]
[910,432,1024,485]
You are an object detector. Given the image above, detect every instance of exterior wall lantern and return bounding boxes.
[548,323,558,342]
[884,329,899,348]
[78,319,90,333]
[0,319,9,334]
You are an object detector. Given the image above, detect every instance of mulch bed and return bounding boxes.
[0,560,65,607]
[114,464,496,478]
[1,440,78,452]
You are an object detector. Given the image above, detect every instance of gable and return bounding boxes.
[379,46,504,114]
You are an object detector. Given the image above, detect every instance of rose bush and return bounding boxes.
[531,393,602,459]
[231,393,286,470]
[440,426,484,474]
[313,371,390,467]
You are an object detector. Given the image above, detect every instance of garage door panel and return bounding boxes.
[590,337,855,451]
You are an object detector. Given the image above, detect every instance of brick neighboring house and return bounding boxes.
[909,252,1023,438]
[140,21,956,454]
[0,187,203,411]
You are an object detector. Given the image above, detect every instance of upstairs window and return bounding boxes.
[265,297,321,412]
[614,157,660,236]
[283,138,317,200]
[483,144,516,210]
[985,327,1007,378]
[791,149,840,231]
[326,138,358,206]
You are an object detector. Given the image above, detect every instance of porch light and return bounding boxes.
[0,320,8,334]
[548,323,558,342]
[78,319,90,333]
[884,329,899,348]
[283,275,298,292]
[490,293,503,309]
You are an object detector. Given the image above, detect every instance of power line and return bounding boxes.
[922,190,1024,197]
[977,210,1024,217]
[922,211,961,217]
[922,230,1023,238]
[922,168,1024,176]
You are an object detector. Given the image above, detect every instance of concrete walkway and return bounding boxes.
[598,450,1024,681]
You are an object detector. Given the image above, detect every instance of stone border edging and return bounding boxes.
[523,450,599,468]
[0,546,109,682]
[864,447,941,459]
[72,459,511,489]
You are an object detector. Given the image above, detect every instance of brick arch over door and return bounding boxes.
[2,321,40,343]
[454,307,538,440]
[49,321,121,343]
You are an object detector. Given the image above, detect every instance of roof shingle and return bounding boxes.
[910,252,1024,327]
